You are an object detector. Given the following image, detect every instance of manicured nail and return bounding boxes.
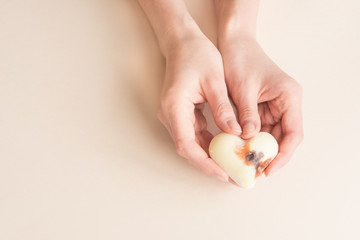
[214,171,229,182]
[243,123,255,136]
[227,120,242,134]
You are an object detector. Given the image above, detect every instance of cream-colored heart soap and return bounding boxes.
[209,132,278,188]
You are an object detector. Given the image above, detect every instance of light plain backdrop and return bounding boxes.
[1,0,359,239]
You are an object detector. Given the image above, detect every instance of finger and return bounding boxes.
[203,78,241,135]
[258,102,276,133]
[229,178,240,187]
[265,105,303,176]
[196,129,213,155]
[270,122,282,143]
[195,102,205,111]
[260,124,273,134]
[234,88,261,139]
[168,102,229,182]
[194,107,207,133]
[194,108,214,153]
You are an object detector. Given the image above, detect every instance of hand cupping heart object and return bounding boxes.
[209,132,279,188]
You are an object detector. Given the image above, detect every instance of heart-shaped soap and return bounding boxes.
[209,132,278,188]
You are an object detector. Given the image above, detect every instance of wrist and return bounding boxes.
[217,23,257,49]
[137,0,204,58]
[215,0,259,49]
[158,16,203,57]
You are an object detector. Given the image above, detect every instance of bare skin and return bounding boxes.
[137,0,303,181]
[215,0,303,176]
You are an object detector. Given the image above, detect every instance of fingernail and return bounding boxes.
[243,123,255,135]
[227,120,242,134]
[215,172,229,182]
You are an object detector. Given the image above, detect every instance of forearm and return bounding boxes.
[214,0,260,45]
[137,0,202,55]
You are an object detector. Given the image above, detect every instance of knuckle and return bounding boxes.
[292,82,303,98]
[239,106,256,120]
[284,78,303,99]
[205,72,224,84]
[215,102,233,119]
[296,82,303,96]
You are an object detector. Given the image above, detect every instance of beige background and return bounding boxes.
[1,0,359,239]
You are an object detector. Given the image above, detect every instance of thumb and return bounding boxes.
[235,91,260,139]
[204,81,242,135]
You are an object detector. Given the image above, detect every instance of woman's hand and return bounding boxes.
[219,37,303,176]
[137,0,241,181]
[157,31,241,182]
